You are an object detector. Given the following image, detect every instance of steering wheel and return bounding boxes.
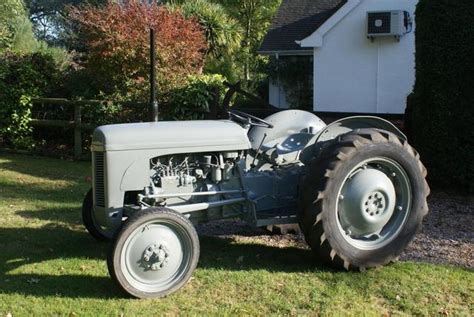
[228,109,274,128]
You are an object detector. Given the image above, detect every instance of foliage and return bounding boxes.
[0,52,63,148]
[407,0,474,193]
[24,0,107,44]
[9,15,39,53]
[0,0,71,62]
[67,1,207,105]
[168,73,226,120]
[0,0,28,52]
[168,0,280,87]
[167,0,241,58]
[219,0,281,83]
[3,95,35,149]
[166,0,242,82]
[268,56,313,110]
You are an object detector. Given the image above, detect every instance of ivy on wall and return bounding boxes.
[267,55,313,110]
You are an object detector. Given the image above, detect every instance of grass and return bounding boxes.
[0,153,472,316]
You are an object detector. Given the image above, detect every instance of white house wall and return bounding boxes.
[313,0,417,114]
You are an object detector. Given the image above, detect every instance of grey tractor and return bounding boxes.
[82,109,429,298]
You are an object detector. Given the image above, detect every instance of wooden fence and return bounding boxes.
[2,96,405,160]
[28,98,147,159]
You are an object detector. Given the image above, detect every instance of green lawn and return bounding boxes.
[0,153,472,316]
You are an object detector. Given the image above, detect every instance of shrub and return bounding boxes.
[168,74,226,120]
[68,1,207,106]
[0,52,63,148]
[408,0,474,193]
[0,0,26,52]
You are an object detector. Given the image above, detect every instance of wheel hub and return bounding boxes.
[339,168,396,236]
[142,243,170,271]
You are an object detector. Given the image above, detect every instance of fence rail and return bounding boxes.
[2,97,405,160]
[27,98,147,159]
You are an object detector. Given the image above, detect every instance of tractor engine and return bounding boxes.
[142,151,243,207]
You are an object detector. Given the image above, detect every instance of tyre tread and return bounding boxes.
[299,129,430,270]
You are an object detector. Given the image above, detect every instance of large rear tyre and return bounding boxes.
[108,207,200,298]
[299,129,429,270]
[82,188,113,241]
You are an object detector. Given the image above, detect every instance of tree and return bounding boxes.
[167,0,241,58]
[0,0,69,63]
[219,0,281,82]
[68,1,207,105]
[0,0,28,51]
[24,0,106,44]
[165,0,242,81]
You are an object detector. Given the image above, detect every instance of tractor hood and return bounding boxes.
[92,120,251,152]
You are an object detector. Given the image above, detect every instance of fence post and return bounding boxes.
[74,103,82,159]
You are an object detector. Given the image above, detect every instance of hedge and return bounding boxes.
[408,0,474,193]
[0,52,63,148]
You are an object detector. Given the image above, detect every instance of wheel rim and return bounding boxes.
[336,157,412,250]
[120,219,193,293]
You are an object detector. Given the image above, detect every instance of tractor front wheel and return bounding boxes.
[107,207,200,298]
[82,188,113,241]
[299,129,429,270]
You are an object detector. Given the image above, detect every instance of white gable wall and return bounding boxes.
[310,0,417,114]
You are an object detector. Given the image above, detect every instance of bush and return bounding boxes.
[68,2,207,106]
[168,74,226,120]
[0,0,26,52]
[408,0,474,193]
[0,52,63,148]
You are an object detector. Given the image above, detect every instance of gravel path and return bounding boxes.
[197,191,473,268]
[400,192,473,268]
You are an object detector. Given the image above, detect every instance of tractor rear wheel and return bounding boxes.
[108,207,199,298]
[299,129,429,270]
[82,188,113,241]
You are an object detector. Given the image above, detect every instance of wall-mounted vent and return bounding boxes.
[367,10,412,40]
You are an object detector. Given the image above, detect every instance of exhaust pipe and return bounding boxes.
[150,28,159,122]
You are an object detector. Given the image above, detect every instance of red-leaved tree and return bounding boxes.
[68,1,207,105]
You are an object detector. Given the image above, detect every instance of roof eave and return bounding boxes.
[257,49,314,56]
[299,0,361,48]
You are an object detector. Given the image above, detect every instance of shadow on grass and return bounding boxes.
[16,206,84,226]
[198,235,324,273]
[0,222,331,298]
[0,223,121,299]
[0,154,90,183]
[0,274,121,299]
[2,180,90,207]
[0,224,107,273]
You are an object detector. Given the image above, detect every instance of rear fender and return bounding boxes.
[300,116,406,163]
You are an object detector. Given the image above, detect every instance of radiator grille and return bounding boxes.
[94,152,105,207]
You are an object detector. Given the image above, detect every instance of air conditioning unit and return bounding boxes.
[367,10,412,40]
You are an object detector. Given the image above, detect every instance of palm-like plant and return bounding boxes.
[167,0,242,58]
